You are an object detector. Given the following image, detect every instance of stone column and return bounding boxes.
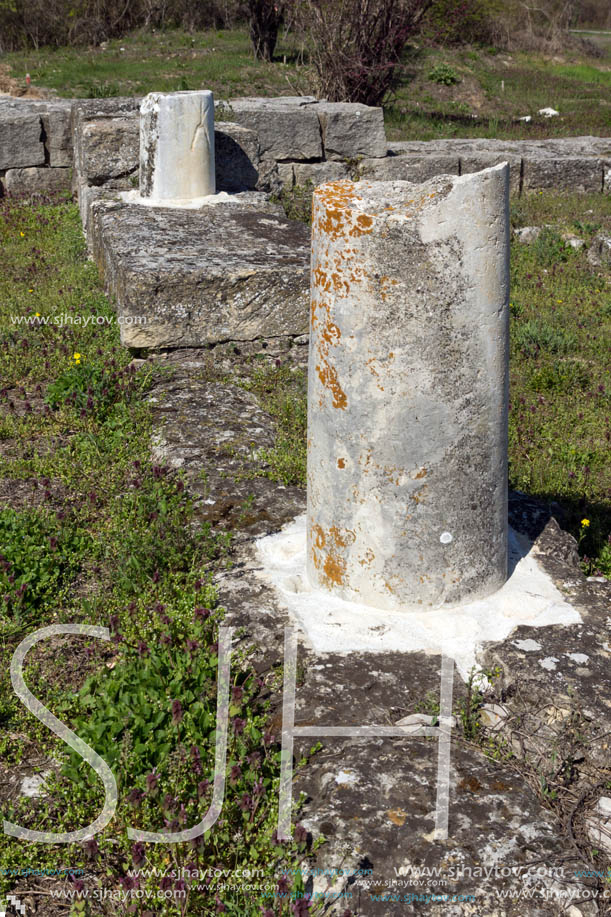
[307,165,510,609]
[140,90,215,202]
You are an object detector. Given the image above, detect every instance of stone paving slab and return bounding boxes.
[143,371,609,916]
[147,358,306,538]
[89,197,310,349]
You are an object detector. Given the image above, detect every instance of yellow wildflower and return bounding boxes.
[581,518,590,528]
[19,231,25,237]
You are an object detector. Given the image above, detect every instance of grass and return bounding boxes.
[2,27,310,101]
[385,45,611,140]
[0,194,319,915]
[2,27,609,140]
[508,192,611,575]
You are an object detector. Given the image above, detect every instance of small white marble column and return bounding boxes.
[140,90,215,202]
[307,166,510,609]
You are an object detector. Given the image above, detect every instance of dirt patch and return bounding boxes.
[0,64,53,99]
[0,476,70,513]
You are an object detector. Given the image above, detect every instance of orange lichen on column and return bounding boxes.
[307,169,510,610]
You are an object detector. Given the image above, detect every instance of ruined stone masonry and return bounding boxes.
[1,94,610,200]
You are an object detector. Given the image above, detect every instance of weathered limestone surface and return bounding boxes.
[90,197,310,349]
[0,112,44,170]
[389,136,611,193]
[226,97,323,161]
[522,157,603,193]
[40,103,73,166]
[389,136,611,157]
[74,116,140,186]
[292,161,350,188]
[148,358,306,536]
[0,97,74,168]
[4,166,71,195]
[140,90,215,201]
[316,101,387,160]
[359,155,460,183]
[70,96,142,136]
[308,169,510,609]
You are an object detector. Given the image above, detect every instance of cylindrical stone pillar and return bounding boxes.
[140,90,215,202]
[307,166,510,609]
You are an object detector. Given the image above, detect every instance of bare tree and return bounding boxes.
[248,0,284,60]
[291,0,433,106]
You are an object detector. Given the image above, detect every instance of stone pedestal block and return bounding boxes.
[293,161,351,188]
[316,102,387,160]
[74,116,140,186]
[90,197,310,349]
[41,103,73,166]
[522,157,602,193]
[307,167,510,609]
[140,91,216,201]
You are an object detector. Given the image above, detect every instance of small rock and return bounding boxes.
[587,233,611,268]
[586,814,611,855]
[513,638,542,651]
[563,236,585,250]
[518,115,532,122]
[538,107,559,117]
[596,796,611,817]
[515,226,541,244]
[479,703,508,730]
[395,713,435,726]
[20,773,48,798]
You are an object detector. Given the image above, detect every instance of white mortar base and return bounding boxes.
[255,514,581,680]
[119,189,237,209]
[140,90,215,202]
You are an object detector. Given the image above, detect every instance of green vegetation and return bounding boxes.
[427,62,460,85]
[385,46,611,140]
[0,194,319,914]
[509,192,610,576]
[2,28,309,101]
[2,27,609,139]
[239,363,308,487]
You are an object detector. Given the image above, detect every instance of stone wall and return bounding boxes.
[1,94,609,201]
[0,97,73,195]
